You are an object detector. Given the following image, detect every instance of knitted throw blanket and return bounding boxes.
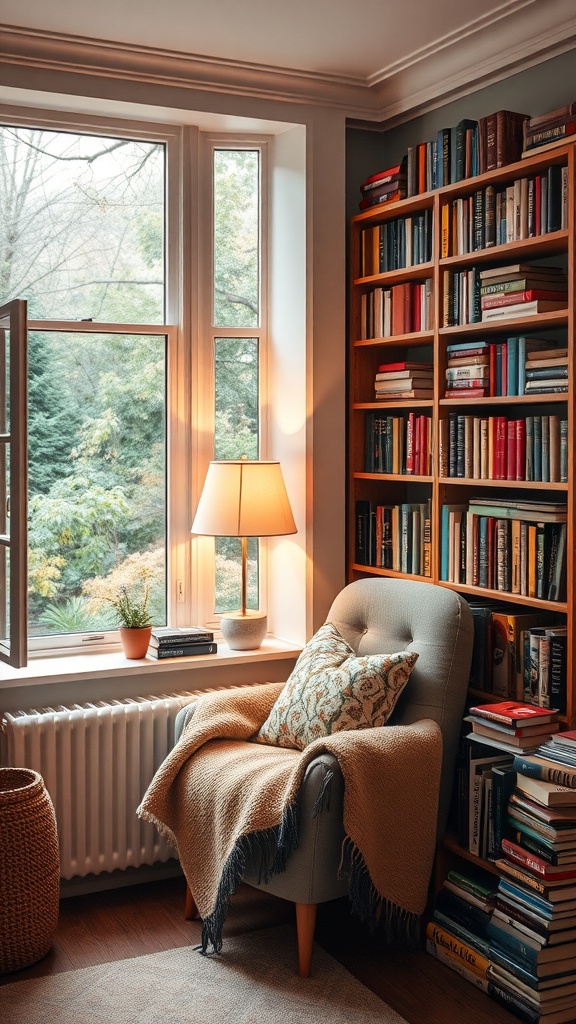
[137,683,442,953]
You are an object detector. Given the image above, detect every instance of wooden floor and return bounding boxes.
[0,876,519,1023]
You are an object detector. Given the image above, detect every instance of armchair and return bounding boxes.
[172,578,473,976]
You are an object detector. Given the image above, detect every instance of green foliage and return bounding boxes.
[41,597,103,633]
[107,581,152,628]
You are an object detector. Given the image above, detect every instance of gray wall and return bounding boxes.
[347,47,576,220]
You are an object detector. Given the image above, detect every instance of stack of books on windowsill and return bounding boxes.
[488,737,576,1023]
[480,265,568,323]
[147,626,217,660]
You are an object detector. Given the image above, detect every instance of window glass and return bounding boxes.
[27,331,166,637]
[0,127,165,323]
[213,336,259,614]
[213,149,259,328]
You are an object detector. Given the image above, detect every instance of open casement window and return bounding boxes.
[0,299,27,667]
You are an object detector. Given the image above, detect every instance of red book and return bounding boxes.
[489,343,496,396]
[515,419,526,480]
[378,361,430,373]
[391,284,407,335]
[444,388,487,398]
[405,412,415,474]
[360,163,405,190]
[501,839,576,880]
[469,701,559,725]
[506,420,516,481]
[482,290,569,309]
[418,414,429,475]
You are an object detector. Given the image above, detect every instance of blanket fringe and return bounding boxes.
[200,802,300,955]
[339,836,422,949]
[312,768,333,817]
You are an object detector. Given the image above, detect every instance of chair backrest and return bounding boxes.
[327,578,474,840]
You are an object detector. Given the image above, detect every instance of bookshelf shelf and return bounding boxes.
[348,138,574,728]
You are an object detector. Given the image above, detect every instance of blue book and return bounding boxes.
[506,336,519,396]
[517,336,527,395]
[446,339,490,353]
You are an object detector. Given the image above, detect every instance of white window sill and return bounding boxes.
[0,636,302,692]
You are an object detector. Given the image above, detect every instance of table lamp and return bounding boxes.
[191,459,297,650]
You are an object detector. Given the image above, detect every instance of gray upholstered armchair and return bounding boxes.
[174,578,473,976]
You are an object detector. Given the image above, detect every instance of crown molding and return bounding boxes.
[367,0,576,127]
[1,7,575,127]
[0,24,376,118]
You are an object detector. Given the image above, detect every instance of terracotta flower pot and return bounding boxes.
[119,626,152,659]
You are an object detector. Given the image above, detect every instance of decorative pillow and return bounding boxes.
[255,622,418,750]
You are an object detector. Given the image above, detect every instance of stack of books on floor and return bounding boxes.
[480,265,568,322]
[147,626,216,659]
[426,864,498,993]
[523,102,576,155]
[358,159,407,210]
[488,734,576,1023]
[374,360,433,401]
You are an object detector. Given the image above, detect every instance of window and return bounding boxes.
[206,142,266,618]
[0,112,269,663]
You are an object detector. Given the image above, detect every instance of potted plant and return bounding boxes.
[111,580,153,659]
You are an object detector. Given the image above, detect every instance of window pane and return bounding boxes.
[214,337,259,614]
[0,127,165,323]
[27,331,166,637]
[213,150,259,328]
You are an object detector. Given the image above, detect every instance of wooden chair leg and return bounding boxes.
[295,902,317,978]
[184,882,198,920]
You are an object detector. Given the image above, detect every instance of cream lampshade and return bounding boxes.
[191,459,297,650]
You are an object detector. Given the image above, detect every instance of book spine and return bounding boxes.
[513,756,576,788]
[149,643,218,659]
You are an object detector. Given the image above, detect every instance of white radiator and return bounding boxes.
[1,692,198,880]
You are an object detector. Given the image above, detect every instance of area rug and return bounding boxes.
[1,925,408,1024]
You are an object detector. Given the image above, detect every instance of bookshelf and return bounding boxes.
[348,139,574,730]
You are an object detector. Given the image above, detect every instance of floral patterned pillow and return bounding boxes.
[255,622,418,750]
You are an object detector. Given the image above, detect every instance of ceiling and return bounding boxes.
[1,0,576,123]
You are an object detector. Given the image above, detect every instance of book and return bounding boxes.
[482,299,567,320]
[513,754,576,790]
[481,290,568,309]
[149,626,215,647]
[147,642,218,659]
[516,774,576,808]
[501,837,576,876]
[468,702,560,727]
[495,858,576,901]
[426,937,489,990]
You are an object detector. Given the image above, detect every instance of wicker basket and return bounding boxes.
[0,767,60,972]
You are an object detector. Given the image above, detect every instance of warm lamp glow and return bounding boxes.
[191,460,297,649]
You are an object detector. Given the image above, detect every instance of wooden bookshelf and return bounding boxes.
[348,140,575,728]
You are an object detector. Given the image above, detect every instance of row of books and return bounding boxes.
[354,499,431,576]
[444,333,565,399]
[467,605,567,712]
[441,165,567,257]
[404,110,528,195]
[523,102,576,155]
[439,413,568,483]
[358,210,433,275]
[146,626,216,660]
[364,409,432,476]
[358,280,432,340]
[433,706,576,1022]
[440,498,567,603]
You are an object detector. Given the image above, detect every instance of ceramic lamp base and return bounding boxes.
[220,610,267,650]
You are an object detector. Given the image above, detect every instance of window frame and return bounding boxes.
[194,133,270,629]
[0,106,274,659]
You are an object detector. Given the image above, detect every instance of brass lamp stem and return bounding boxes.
[240,536,248,616]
